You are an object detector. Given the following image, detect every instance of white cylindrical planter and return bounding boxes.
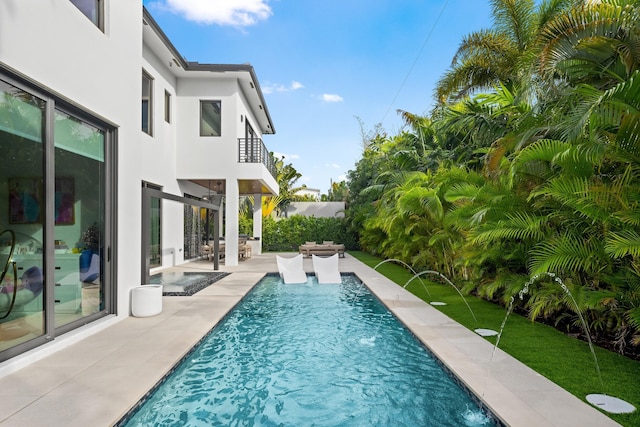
[131,285,163,317]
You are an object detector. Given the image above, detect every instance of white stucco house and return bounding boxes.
[0,1,277,365]
[295,187,321,200]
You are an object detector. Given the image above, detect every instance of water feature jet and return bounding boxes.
[373,259,432,298]
[484,272,635,414]
[374,260,497,335]
[403,270,480,324]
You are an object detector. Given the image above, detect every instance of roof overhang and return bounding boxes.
[142,7,275,135]
[190,179,278,197]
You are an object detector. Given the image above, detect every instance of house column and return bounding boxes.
[252,193,263,255]
[225,181,239,266]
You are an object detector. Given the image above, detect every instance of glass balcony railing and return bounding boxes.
[237,138,277,180]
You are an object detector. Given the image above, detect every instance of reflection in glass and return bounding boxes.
[0,78,46,350]
[142,72,153,135]
[70,0,101,28]
[54,109,105,327]
[200,100,221,136]
[150,197,161,268]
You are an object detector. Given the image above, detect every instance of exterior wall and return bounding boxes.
[174,78,276,186]
[174,78,276,265]
[0,0,142,317]
[142,37,186,270]
[284,202,346,218]
[0,1,277,366]
[175,78,237,178]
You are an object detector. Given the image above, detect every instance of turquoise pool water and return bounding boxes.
[121,274,496,426]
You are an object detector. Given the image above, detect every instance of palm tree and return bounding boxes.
[538,0,640,91]
[268,155,305,217]
[435,0,577,103]
[346,0,640,353]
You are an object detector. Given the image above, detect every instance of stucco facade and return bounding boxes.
[0,1,277,366]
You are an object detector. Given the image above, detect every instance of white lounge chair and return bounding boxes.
[276,254,307,284]
[312,254,342,284]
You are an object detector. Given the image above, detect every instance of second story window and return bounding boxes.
[142,71,153,135]
[164,91,171,123]
[70,0,103,29]
[200,100,221,137]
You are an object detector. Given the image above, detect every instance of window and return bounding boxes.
[70,0,102,29]
[142,71,153,135]
[143,182,162,268]
[246,121,256,141]
[200,100,221,137]
[164,91,171,123]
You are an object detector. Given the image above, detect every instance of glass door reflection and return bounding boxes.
[53,110,105,327]
[0,79,46,350]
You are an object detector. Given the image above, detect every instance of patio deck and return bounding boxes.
[0,253,620,426]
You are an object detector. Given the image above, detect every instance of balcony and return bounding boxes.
[238,138,277,180]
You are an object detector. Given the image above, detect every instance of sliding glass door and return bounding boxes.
[0,71,113,361]
[53,109,106,327]
[0,79,46,351]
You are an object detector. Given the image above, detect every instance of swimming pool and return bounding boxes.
[120,274,496,426]
[149,271,229,296]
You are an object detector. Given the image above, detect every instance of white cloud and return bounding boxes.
[262,80,304,94]
[158,0,272,26]
[325,163,341,169]
[321,93,343,103]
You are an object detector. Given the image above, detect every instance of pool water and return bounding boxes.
[122,274,495,426]
[149,271,229,296]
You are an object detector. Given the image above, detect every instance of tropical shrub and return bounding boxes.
[344,0,640,358]
[262,215,357,252]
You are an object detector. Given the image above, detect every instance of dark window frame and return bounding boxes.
[164,90,171,123]
[142,71,153,136]
[0,65,116,361]
[69,0,104,30]
[199,100,222,137]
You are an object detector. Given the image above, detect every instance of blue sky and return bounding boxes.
[143,0,493,194]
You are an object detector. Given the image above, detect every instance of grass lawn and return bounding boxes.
[350,251,640,427]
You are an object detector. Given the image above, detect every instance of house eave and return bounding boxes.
[142,7,275,135]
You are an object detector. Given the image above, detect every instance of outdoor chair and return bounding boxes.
[312,254,342,284]
[276,254,307,284]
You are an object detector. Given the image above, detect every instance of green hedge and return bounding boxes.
[262,215,358,251]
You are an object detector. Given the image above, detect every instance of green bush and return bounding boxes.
[239,215,253,236]
[262,215,357,251]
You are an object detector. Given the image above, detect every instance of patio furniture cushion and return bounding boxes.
[299,242,345,257]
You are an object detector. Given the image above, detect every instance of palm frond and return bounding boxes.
[627,306,640,331]
[471,211,548,244]
[444,182,482,203]
[539,2,640,81]
[512,138,571,167]
[528,233,605,275]
[491,0,536,50]
[529,176,614,222]
[605,230,640,258]
[397,187,444,221]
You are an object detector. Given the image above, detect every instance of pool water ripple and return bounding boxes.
[122,275,496,426]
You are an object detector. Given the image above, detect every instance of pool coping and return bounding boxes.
[0,253,622,426]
